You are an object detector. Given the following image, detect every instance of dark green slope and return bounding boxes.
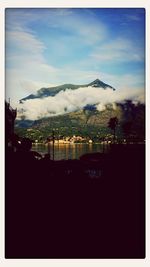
[15,102,145,141]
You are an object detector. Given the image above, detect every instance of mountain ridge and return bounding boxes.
[20,79,116,102]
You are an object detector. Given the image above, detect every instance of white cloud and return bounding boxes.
[6,30,45,54]
[17,86,145,121]
[45,9,107,45]
[91,38,144,62]
[5,27,59,104]
[125,14,141,21]
[6,9,107,47]
[6,58,144,108]
[5,68,59,106]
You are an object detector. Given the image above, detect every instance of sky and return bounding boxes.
[5,8,145,109]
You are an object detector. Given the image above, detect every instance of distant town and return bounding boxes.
[33,133,114,145]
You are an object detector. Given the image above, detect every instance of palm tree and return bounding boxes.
[108,117,118,142]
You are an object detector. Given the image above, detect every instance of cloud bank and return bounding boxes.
[17,86,145,121]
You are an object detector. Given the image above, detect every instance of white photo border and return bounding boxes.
[0,0,149,266]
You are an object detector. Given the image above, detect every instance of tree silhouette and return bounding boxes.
[108,117,118,142]
[122,121,132,143]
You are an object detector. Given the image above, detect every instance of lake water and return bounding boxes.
[32,143,110,160]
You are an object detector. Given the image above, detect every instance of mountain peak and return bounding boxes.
[93,79,101,83]
[88,79,115,90]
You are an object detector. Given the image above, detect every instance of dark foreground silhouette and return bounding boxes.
[5,143,145,258]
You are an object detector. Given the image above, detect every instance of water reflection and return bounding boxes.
[32,143,109,160]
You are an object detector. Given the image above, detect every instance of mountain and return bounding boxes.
[15,101,145,141]
[20,79,116,102]
[16,79,144,141]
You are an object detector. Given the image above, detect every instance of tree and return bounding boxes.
[108,117,118,142]
[122,121,132,143]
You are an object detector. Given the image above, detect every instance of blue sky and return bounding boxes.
[5,8,145,105]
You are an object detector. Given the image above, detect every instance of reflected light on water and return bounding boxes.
[32,143,109,160]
